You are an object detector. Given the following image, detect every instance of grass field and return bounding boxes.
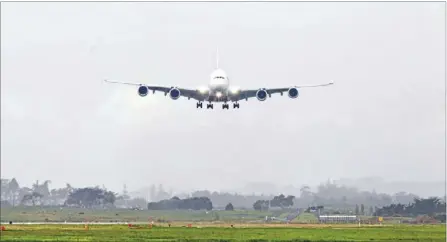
[1,207,326,225]
[1,207,445,241]
[0,224,445,241]
[0,207,273,223]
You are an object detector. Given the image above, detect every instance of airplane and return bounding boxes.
[104,49,334,109]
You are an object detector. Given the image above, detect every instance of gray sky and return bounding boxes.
[1,2,445,193]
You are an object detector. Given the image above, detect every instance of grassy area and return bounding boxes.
[0,224,445,241]
[0,207,271,223]
[292,213,319,223]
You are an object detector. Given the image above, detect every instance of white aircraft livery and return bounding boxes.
[104,49,334,109]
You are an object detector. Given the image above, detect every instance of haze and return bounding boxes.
[1,2,445,195]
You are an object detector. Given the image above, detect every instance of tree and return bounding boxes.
[270,194,295,208]
[253,200,262,211]
[8,178,19,207]
[42,180,51,196]
[21,192,43,206]
[32,180,40,193]
[17,187,32,204]
[300,185,312,199]
[374,197,446,218]
[45,183,74,206]
[30,180,51,205]
[49,188,67,205]
[65,187,116,208]
[103,191,117,205]
[65,183,73,193]
[253,200,269,211]
[286,195,295,206]
[225,203,234,211]
[1,179,10,201]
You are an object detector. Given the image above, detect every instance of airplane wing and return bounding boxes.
[104,79,207,101]
[230,81,334,102]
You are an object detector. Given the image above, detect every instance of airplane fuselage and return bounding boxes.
[206,68,232,102]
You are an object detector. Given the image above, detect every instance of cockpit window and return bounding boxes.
[214,76,225,79]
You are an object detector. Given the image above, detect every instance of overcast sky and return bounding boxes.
[1,2,445,193]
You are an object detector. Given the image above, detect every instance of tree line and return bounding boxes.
[2,177,445,214]
[253,194,295,211]
[178,182,433,210]
[374,197,446,221]
[0,178,145,209]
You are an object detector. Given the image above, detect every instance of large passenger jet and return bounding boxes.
[104,49,334,109]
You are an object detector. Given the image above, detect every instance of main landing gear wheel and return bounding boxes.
[222,103,229,109]
[196,102,203,109]
[233,103,240,109]
[206,103,213,109]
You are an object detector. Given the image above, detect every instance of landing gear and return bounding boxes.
[199,102,238,110]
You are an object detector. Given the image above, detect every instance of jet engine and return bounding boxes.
[256,89,268,101]
[288,87,299,99]
[138,86,149,97]
[169,87,181,100]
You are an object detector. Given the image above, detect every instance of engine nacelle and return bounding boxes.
[138,86,149,97]
[288,87,299,99]
[169,88,181,100]
[256,89,268,101]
